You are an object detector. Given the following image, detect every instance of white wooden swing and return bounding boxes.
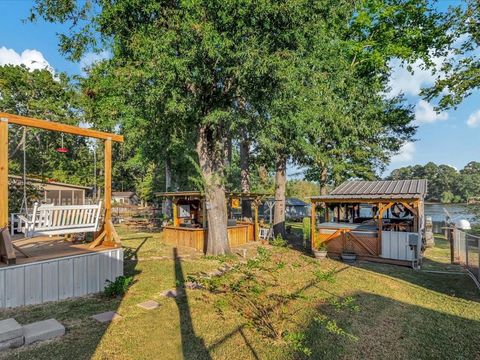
[10,128,103,239]
[14,201,103,238]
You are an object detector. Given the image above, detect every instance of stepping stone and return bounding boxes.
[0,319,24,351]
[137,300,159,310]
[0,319,22,343]
[91,311,122,323]
[0,336,24,351]
[209,270,223,277]
[184,282,203,290]
[160,289,178,298]
[23,319,65,345]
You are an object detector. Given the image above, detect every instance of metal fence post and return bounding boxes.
[465,233,469,268]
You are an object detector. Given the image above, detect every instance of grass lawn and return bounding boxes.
[1,227,479,359]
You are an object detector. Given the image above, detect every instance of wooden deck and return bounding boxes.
[3,235,115,267]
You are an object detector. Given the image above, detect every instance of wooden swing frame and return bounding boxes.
[0,112,124,264]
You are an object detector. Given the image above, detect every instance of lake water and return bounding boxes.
[425,203,476,223]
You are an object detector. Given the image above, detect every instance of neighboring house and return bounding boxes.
[9,175,89,205]
[112,191,139,205]
[262,197,310,221]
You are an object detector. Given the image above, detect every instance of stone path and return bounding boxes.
[0,318,65,351]
[91,311,122,323]
[137,300,160,310]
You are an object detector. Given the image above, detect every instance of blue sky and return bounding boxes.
[1,0,479,177]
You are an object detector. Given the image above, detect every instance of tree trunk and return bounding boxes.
[273,156,287,238]
[320,166,328,196]
[163,156,172,218]
[240,134,252,219]
[197,125,230,255]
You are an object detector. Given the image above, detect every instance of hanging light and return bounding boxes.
[56,133,69,153]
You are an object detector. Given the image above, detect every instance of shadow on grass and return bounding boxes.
[173,247,212,360]
[296,291,480,359]
[354,258,480,303]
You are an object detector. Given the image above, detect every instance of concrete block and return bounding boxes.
[91,311,122,323]
[0,318,23,343]
[0,336,24,351]
[23,319,65,345]
[137,300,159,310]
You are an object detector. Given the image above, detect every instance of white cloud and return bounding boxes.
[414,100,448,124]
[467,110,480,128]
[80,51,110,74]
[391,142,415,163]
[388,53,448,98]
[0,47,53,73]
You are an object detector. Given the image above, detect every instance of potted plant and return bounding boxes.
[313,243,328,260]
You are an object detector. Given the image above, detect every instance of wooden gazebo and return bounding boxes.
[156,191,266,252]
[311,179,427,267]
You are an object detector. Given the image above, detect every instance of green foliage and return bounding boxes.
[314,316,358,341]
[104,276,133,298]
[286,180,319,202]
[8,178,43,214]
[421,0,479,109]
[284,331,312,357]
[0,65,97,192]
[388,161,480,202]
[317,243,328,251]
[302,217,311,244]
[330,296,360,313]
[270,235,288,247]
[313,269,336,284]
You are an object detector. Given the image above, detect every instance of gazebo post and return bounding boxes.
[173,200,178,227]
[0,118,8,230]
[0,118,15,264]
[311,201,316,251]
[253,201,259,241]
[202,198,207,228]
[103,138,113,245]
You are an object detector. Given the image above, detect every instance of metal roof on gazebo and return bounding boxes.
[311,179,427,201]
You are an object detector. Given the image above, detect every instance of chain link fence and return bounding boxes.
[453,229,480,282]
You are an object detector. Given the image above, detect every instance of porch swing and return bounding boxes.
[12,127,103,238]
[0,112,124,265]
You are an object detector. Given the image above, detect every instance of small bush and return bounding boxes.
[302,217,311,248]
[284,331,312,357]
[270,235,288,247]
[104,276,133,298]
[313,268,336,283]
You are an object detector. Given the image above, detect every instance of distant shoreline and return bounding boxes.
[424,202,469,206]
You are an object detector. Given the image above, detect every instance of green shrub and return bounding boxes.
[302,217,311,248]
[284,331,312,357]
[104,276,133,298]
[313,268,336,283]
[270,234,288,247]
